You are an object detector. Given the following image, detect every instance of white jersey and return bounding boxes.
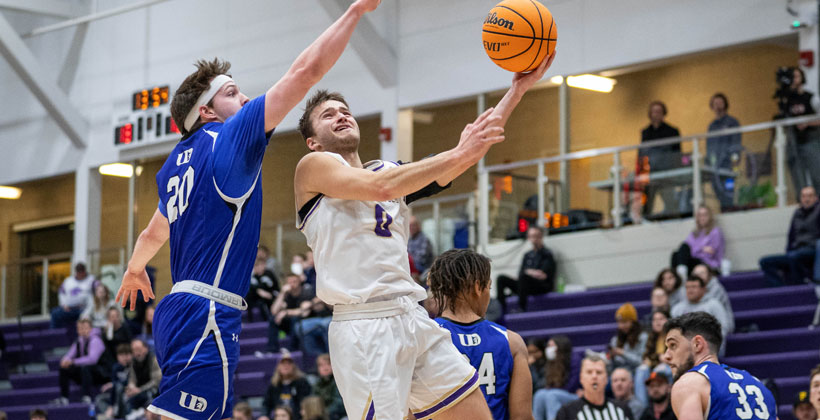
[298,152,427,305]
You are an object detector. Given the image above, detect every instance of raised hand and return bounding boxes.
[353,0,381,13]
[456,107,505,161]
[512,50,557,91]
[116,268,155,311]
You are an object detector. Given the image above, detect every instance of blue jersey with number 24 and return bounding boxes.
[155,95,270,297]
[689,361,777,420]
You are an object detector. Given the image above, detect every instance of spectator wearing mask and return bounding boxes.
[635,309,672,406]
[263,274,315,355]
[311,354,345,420]
[639,101,682,218]
[793,390,816,420]
[612,368,645,418]
[98,343,133,419]
[638,369,676,420]
[408,216,435,274]
[609,303,648,374]
[248,257,279,322]
[653,269,684,308]
[51,262,95,328]
[497,227,557,313]
[125,338,161,414]
[56,319,109,404]
[260,350,312,420]
[555,354,634,420]
[760,186,820,286]
[670,277,730,347]
[81,282,118,329]
[232,401,254,420]
[706,93,742,211]
[670,205,725,275]
[533,335,579,420]
[691,264,734,333]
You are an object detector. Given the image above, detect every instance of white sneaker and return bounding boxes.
[125,407,145,420]
[50,396,69,406]
[81,395,92,404]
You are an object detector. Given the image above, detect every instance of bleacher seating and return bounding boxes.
[0,271,814,420]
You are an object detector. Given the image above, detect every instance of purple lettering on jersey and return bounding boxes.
[374,204,393,237]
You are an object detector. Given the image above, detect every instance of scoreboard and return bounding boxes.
[114,85,179,146]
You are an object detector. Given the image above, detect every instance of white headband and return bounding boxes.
[183,74,235,131]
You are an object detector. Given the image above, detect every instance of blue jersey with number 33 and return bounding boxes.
[155,95,270,297]
[689,361,776,420]
[436,317,513,420]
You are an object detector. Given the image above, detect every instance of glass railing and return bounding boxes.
[409,193,476,255]
[477,115,819,245]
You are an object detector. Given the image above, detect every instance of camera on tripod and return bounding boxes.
[774,66,796,118]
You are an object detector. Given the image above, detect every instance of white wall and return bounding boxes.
[0,0,797,185]
[488,206,795,289]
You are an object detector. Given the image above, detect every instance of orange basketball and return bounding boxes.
[482,0,557,73]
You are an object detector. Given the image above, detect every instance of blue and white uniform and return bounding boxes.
[436,317,514,420]
[687,361,777,420]
[147,95,270,420]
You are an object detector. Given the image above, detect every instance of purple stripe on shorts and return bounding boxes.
[365,400,375,420]
[413,372,478,419]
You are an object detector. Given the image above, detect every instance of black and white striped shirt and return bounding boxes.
[555,397,634,420]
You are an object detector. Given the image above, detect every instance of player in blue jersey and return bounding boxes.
[115,1,382,419]
[663,312,777,420]
[429,249,534,420]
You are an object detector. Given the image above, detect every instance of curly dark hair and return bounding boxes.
[663,311,723,355]
[428,249,491,316]
[298,89,349,141]
[170,58,232,136]
[654,268,682,292]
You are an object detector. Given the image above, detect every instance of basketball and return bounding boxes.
[482,0,557,73]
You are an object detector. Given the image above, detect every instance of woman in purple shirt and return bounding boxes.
[670,205,725,275]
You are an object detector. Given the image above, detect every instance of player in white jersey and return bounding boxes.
[293,50,556,419]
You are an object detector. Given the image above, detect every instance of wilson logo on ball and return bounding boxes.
[484,12,515,30]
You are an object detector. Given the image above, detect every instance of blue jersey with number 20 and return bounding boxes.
[436,318,513,420]
[689,361,777,420]
[155,95,270,297]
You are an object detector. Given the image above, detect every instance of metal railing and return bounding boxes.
[477,114,820,249]
[410,192,476,252]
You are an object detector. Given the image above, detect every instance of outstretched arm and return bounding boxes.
[264,0,381,132]
[116,209,166,310]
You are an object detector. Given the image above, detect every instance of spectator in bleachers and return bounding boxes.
[760,186,820,286]
[273,406,294,420]
[641,288,670,327]
[102,307,133,368]
[555,354,634,420]
[653,269,683,308]
[611,368,645,418]
[28,409,47,420]
[98,343,132,419]
[408,216,435,274]
[793,390,816,420]
[263,274,315,355]
[670,205,725,276]
[139,304,155,350]
[258,244,280,274]
[497,226,557,313]
[637,369,675,420]
[706,93,742,211]
[57,319,109,404]
[260,350,312,420]
[527,338,547,391]
[300,396,328,420]
[639,101,682,218]
[809,364,820,420]
[0,410,5,420]
[81,282,118,329]
[635,309,671,406]
[233,401,254,420]
[609,303,648,375]
[303,251,316,289]
[311,354,345,420]
[248,257,279,322]
[785,67,820,195]
[298,296,332,356]
[124,338,161,414]
[670,277,730,344]
[691,264,734,333]
[533,335,579,420]
[51,262,95,328]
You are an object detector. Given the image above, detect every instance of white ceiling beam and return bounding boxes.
[0,0,77,19]
[0,12,87,148]
[319,0,397,88]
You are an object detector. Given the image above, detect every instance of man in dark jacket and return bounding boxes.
[639,370,676,420]
[496,226,556,312]
[760,186,820,286]
[639,101,682,218]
